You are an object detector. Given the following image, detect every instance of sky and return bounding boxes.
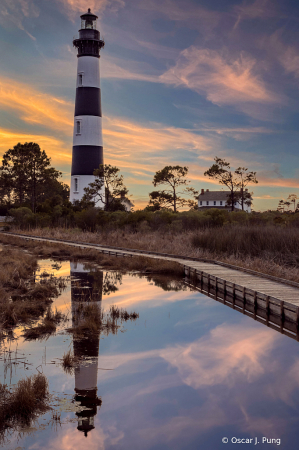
[1,0,299,210]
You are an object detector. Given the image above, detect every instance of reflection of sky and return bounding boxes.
[2,261,299,449]
[4,1,299,209]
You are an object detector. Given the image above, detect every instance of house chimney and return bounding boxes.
[206,189,209,192]
[201,189,204,195]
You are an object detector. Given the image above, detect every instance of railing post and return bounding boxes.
[280,300,285,333]
[215,277,218,299]
[253,291,257,318]
[223,280,226,304]
[232,283,235,308]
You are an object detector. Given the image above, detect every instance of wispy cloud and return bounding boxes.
[233,0,276,30]
[0,0,39,40]
[55,0,125,21]
[0,77,73,132]
[160,46,281,117]
[139,0,220,34]
[0,127,71,165]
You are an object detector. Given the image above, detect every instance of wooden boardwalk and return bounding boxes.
[2,231,299,339]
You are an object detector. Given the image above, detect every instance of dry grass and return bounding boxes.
[3,226,299,284]
[68,302,139,337]
[61,349,77,374]
[22,307,66,340]
[0,233,183,275]
[0,373,48,437]
[0,246,65,334]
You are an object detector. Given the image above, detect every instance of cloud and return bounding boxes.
[102,56,160,82]
[233,0,276,30]
[0,0,39,40]
[103,116,212,156]
[266,32,299,81]
[56,0,125,21]
[0,77,73,132]
[138,0,220,34]
[0,127,71,166]
[160,46,281,117]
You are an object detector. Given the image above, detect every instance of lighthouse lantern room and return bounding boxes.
[70,9,105,205]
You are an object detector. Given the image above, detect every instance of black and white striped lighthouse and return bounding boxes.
[70,9,105,204]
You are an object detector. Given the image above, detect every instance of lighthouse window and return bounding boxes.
[76,121,81,134]
[78,74,83,86]
[74,178,78,192]
[86,19,94,29]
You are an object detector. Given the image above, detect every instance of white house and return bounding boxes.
[197,189,251,212]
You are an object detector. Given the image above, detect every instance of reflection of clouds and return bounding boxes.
[34,422,105,450]
[161,324,278,388]
[239,404,285,436]
[102,274,195,309]
[95,321,288,445]
[97,322,278,389]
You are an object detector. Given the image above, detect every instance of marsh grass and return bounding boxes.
[4,226,299,283]
[0,247,66,335]
[22,307,67,340]
[0,233,183,275]
[68,303,139,337]
[0,373,48,437]
[61,349,77,374]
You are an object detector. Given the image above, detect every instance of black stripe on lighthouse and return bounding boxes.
[74,87,102,117]
[71,145,103,176]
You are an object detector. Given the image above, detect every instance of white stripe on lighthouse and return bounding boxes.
[77,56,100,88]
[73,116,103,147]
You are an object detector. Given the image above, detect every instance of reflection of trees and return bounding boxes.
[145,275,189,292]
[102,271,122,295]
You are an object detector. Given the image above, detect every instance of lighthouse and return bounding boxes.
[70,9,105,204]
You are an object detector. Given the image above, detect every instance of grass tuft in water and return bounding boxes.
[0,373,49,437]
[23,307,66,340]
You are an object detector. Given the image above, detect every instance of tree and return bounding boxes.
[277,195,298,213]
[83,164,129,211]
[287,194,298,212]
[234,167,258,210]
[0,143,63,212]
[204,158,240,212]
[204,157,258,212]
[148,166,198,212]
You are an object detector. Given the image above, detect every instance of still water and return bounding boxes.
[1,259,299,450]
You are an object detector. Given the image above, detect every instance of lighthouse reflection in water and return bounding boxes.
[70,262,103,437]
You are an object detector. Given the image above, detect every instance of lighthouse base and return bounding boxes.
[70,175,104,207]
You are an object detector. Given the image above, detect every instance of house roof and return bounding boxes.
[198,191,230,201]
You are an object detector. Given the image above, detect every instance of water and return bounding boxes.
[1,258,299,449]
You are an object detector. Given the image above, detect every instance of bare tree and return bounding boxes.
[83,164,129,211]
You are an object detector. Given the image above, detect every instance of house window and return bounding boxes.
[74,178,78,192]
[214,201,216,205]
[234,202,237,205]
[220,201,223,206]
[78,74,83,86]
[200,201,202,206]
[76,121,81,134]
[206,201,209,206]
